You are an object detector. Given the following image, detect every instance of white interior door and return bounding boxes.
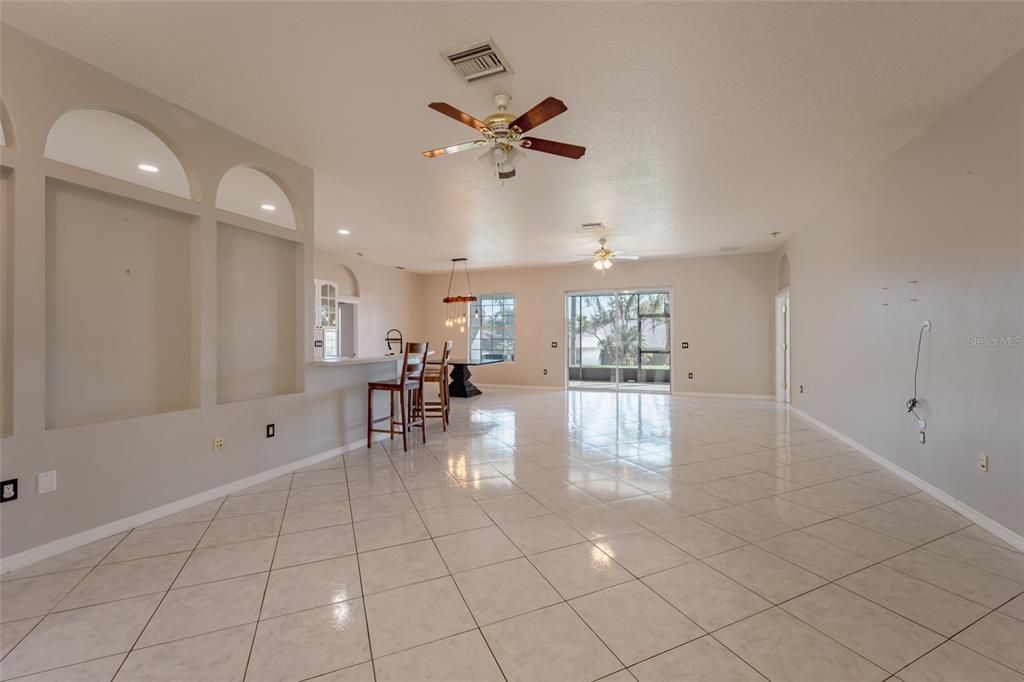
[776,291,791,403]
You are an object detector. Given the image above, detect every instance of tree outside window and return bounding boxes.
[469,294,515,362]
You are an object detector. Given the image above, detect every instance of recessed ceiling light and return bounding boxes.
[338,229,351,235]
[137,163,159,173]
[260,204,276,212]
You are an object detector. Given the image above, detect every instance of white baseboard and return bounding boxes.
[672,391,775,400]
[474,384,773,400]
[0,438,368,576]
[475,383,564,391]
[791,406,1024,552]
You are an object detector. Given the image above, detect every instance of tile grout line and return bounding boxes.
[431,409,1022,672]
[4,396,1019,680]
[477,489,636,677]
[0,528,135,670]
[108,494,230,681]
[393,437,511,682]
[239,471,295,682]
[690,520,1016,679]
[885,591,1024,679]
[345,442,380,682]
[449,406,1019,679]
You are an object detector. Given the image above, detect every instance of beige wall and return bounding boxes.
[417,254,776,395]
[44,181,195,427]
[217,223,300,403]
[779,49,1024,535]
[0,28,410,561]
[1,168,13,435]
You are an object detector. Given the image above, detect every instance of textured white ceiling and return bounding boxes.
[5,2,1023,272]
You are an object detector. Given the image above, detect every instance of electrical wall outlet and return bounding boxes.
[213,437,225,451]
[1,479,17,503]
[688,372,694,380]
[979,454,989,472]
[266,424,275,438]
[543,369,548,375]
[800,385,805,394]
[37,471,57,495]
[681,342,689,349]
[919,431,926,445]
[551,341,558,348]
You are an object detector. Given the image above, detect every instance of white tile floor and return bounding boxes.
[2,389,1023,682]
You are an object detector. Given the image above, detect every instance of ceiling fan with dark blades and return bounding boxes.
[422,94,586,179]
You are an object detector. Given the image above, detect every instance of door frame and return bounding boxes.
[775,288,790,403]
[337,295,360,358]
[563,286,674,393]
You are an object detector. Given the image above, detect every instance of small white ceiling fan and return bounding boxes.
[573,238,639,274]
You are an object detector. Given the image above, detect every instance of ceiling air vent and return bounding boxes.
[443,40,511,84]
[581,222,605,231]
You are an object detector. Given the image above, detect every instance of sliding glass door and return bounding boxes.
[566,289,671,392]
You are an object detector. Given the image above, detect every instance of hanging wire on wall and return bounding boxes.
[443,258,478,333]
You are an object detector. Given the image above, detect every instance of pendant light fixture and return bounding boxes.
[443,258,478,333]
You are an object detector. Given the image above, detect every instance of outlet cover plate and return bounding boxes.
[1,478,17,503]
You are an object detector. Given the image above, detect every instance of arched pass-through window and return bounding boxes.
[216,166,297,230]
[44,109,191,198]
[327,263,360,297]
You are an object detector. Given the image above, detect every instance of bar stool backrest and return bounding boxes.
[402,342,430,384]
[440,340,454,371]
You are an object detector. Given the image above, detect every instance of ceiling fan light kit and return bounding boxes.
[423,94,586,180]
[576,237,640,275]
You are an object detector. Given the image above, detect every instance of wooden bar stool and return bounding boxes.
[423,340,453,430]
[367,341,429,452]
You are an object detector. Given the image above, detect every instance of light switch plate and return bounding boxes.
[37,471,57,495]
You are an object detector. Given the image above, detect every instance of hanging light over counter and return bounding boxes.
[443,258,478,332]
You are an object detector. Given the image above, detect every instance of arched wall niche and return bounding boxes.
[777,253,791,291]
[216,165,298,230]
[326,263,360,297]
[44,108,193,199]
